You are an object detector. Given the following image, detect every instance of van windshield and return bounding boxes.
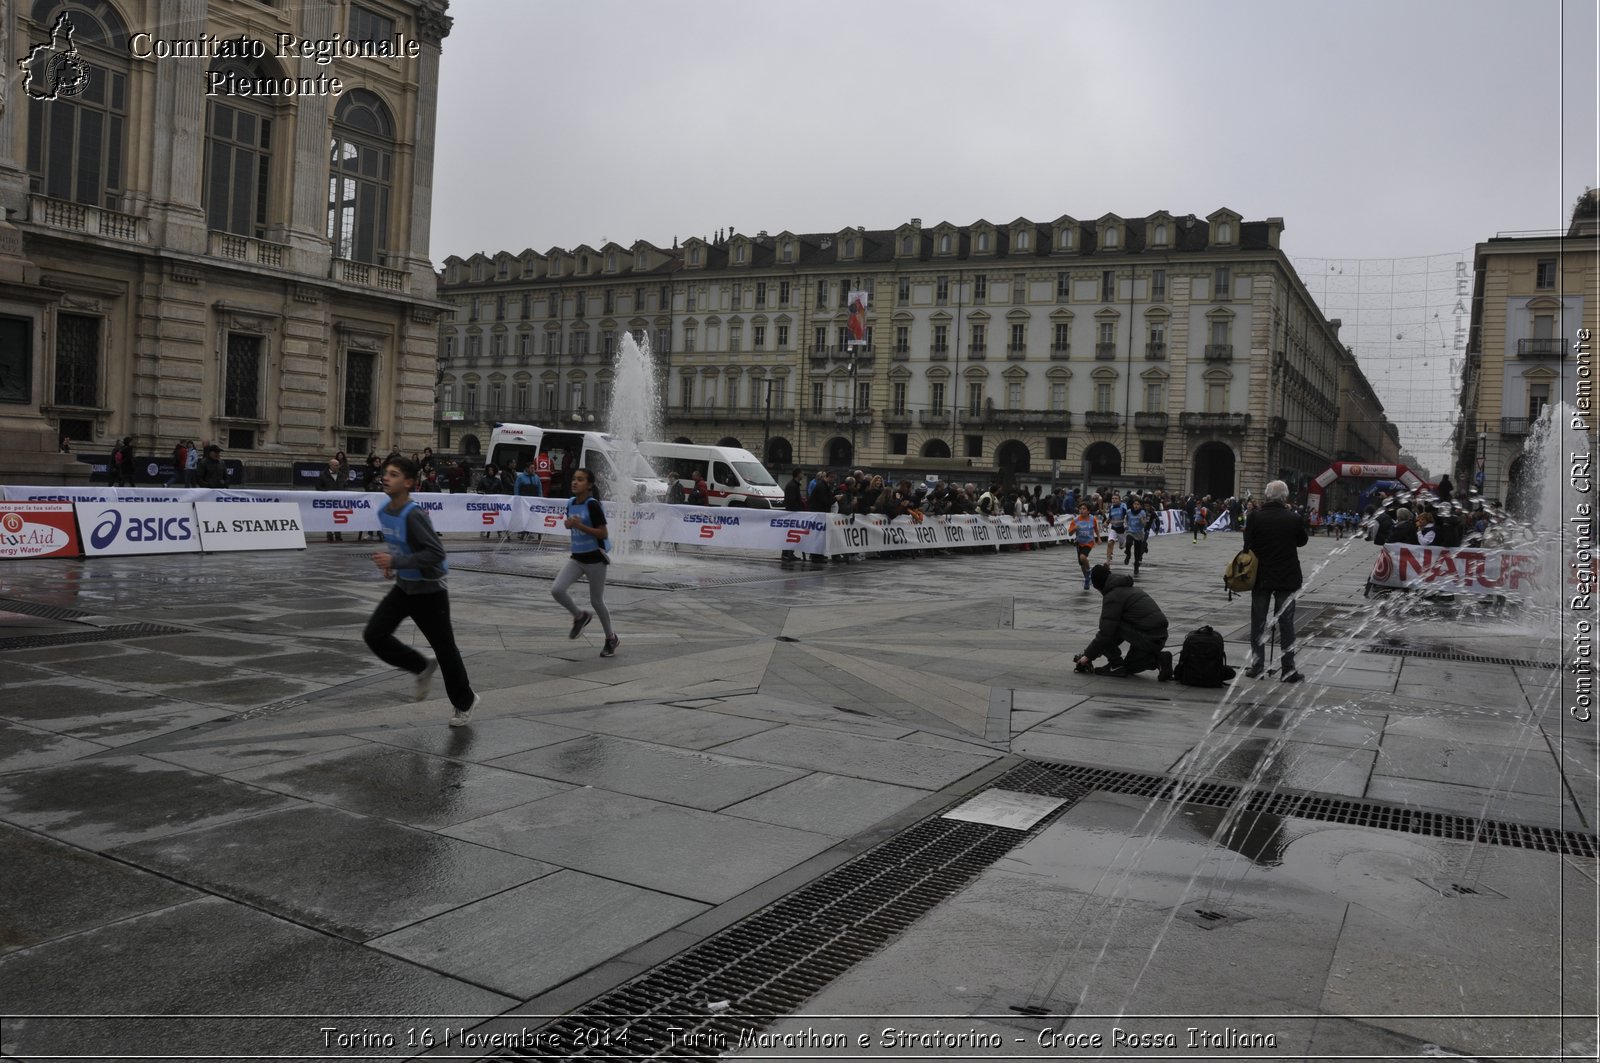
[733,461,777,486]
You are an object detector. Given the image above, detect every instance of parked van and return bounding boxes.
[636,442,784,508]
[486,424,665,501]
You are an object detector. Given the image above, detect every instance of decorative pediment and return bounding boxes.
[1002,364,1029,381]
[1049,307,1075,322]
[1144,305,1171,321]
[1140,366,1170,382]
[1207,208,1242,246]
[1047,366,1072,381]
[1091,366,1119,381]
[963,364,989,380]
[1094,306,1121,321]
[1205,306,1236,321]
[1202,366,1233,381]
[888,365,913,381]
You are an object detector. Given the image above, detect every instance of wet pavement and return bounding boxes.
[0,530,1593,1061]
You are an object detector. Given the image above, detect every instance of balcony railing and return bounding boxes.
[1007,344,1027,360]
[29,194,147,242]
[1049,345,1071,360]
[1500,416,1532,436]
[1133,412,1168,432]
[1145,342,1167,360]
[990,409,1071,429]
[1204,344,1234,362]
[960,410,990,425]
[1095,342,1118,360]
[1083,411,1121,430]
[209,231,289,268]
[883,411,913,428]
[967,344,987,360]
[918,410,950,426]
[333,257,409,293]
[929,344,949,361]
[892,344,910,361]
[1180,412,1251,432]
[1517,338,1566,357]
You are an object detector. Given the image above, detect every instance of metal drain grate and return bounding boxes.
[495,762,1090,1060]
[1035,762,1597,859]
[1362,644,1562,669]
[0,597,95,621]
[0,624,190,651]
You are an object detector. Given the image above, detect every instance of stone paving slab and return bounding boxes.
[0,718,109,773]
[714,723,999,790]
[112,804,557,941]
[531,701,782,750]
[370,869,709,1000]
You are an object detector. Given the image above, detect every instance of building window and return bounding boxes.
[1528,382,1550,420]
[1144,380,1162,411]
[776,324,789,349]
[930,381,946,415]
[327,90,394,263]
[730,284,741,310]
[466,334,480,359]
[1049,382,1066,411]
[1095,381,1113,412]
[343,351,375,426]
[1206,380,1227,413]
[781,242,794,263]
[1016,229,1030,250]
[490,333,505,358]
[779,281,791,306]
[815,279,828,308]
[204,62,274,238]
[1047,437,1068,460]
[1102,227,1117,248]
[811,381,824,413]
[772,378,786,409]
[973,275,987,303]
[1056,272,1070,302]
[1533,314,1555,340]
[965,434,983,458]
[940,234,952,253]
[836,326,851,349]
[1154,224,1167,246]
[967,382,983,416]
[515,382,530,414]
[1098,321,1115,346]
[1007,382,1022,410]
[1217,221,1232,243]
[814,325,828,352]
[1101,271,1115,302]
[968,323,986,355]
[701,377,716,409]
[933,324,948,353]
[1149,322,1166,350]
[1151,269,1166,302]
[683,327,696,353]
[27,8,130,209]
[463,383,478,414]
[54,313,100,407]
[936,276,949,305]
[487,381,503,414]
[1059,228,1072,250]
[901,236,913,254]
[519,333,532,358]
[1010,322,1026,351]
[1210,320,1230,347]
[977,232,989,252]
[1214,267,1231,299]
[730,327,742,353]
[726,378,739,409]
[1140,440,1164,463]
[225,333,262,418]
[349,3,396,41]
[752,325,765,349]
[857,381,870,409]
[1053,322,1070,353]
[602,330,615,356]
[889,432,908,455]
[1536,259,1557,289]
[892,381,907,414]
[755,281,767,307]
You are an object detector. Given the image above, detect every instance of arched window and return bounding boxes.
[977,232,989,252]
[1218,221,1232,243]
[328,89,394,263]
[205,54,277,237]
[901,236,913,254]
[940,234,951,253]
[25,2,131,207]
[1059,229,1071,249]
[1104,228,1118,248]
[1016,230,1030,249]
[1154,224,1167,245]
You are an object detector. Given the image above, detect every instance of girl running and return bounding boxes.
[1067,503,1101,590]
[552,467,621,657]
[364,456,479,727]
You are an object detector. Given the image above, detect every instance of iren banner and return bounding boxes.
[1368,543,1539,595]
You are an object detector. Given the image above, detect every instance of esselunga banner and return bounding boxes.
[1368,543,1540,595]
[0,501,81,559]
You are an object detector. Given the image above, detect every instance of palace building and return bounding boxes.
[439,209,1390,498]
[0,0,451,485]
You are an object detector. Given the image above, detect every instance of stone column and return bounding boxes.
[143,0,207,253]
[283,0,335,276]
[403,4,452,282]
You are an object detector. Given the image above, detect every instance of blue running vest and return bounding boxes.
[378,500,447,582]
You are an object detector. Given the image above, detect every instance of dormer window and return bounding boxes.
[636,251,647,269]
[782,241,794,263]
[606,252,617,271]
[844,238,855,257]
[1059,229,1072,250]
[1016,230,1030,250]
[939,234,952,253]
[689,247,702,266]
[1218,222,1232,243]
[1154,224,1167,246]
[1104,228,1118,248]
[901,236,913,254]
[580,255,590,272]
[977,232,989,252]
[549,257,561,277]
[735,244,746,263]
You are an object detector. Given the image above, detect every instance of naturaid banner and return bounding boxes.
[1368,543,1539,595]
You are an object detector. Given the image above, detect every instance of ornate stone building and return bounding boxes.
[0,0,451,484]
[1453,191,1599,510]
[440,208,1365,497]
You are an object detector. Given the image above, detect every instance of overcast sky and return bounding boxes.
[431,0,1597,469]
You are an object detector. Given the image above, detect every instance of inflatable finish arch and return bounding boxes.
[1306,462,1428,516]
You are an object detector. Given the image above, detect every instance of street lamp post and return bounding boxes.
[848,349,859,468]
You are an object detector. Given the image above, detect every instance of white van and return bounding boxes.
[636,442,784,508]
[486,424,666,501]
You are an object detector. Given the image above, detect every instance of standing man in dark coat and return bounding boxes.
[1242,479,1307,682]
[806,470,835,564]
[195,444,229,489]
[1074,564,1171,678]
[781,468,805,561]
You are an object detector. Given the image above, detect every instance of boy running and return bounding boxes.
[1067,503,1101,590]
[364,456,479,727]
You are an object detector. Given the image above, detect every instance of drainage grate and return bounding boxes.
[1362,644,1562,669]
[1035,762,1597,859]
[494,762,1090,1060]
[0,624,190,651]
[0,597,95,621]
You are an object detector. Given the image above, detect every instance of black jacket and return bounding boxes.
[1241,500,1307,592]
[808,478,835,513]
[783,478,805,511]
[1372,511,1395,545]
[1083,573,1169,660]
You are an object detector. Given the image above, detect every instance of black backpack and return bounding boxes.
[1176,625,1233,687]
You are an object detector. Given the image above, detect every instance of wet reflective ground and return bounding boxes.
[0,531,1592,1060]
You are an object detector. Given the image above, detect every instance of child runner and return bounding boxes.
[364,456,479,726]
[1067,503,1101,590]
[552,467,621,657]
[1105,492,1128,564]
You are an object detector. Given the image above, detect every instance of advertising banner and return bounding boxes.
[194,502,306,553]
[1368,544,1540,595]
[0,501,81,559]
[3,485,208,504]
[296,493,383,533]
[78,502,201,557]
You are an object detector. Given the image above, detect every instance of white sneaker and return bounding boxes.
[449,693,479,728]
[414,659,438,702]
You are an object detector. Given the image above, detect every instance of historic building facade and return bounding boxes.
[1453,192,1599,510]
[0,0,451,484]
[440,208,1369,498]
